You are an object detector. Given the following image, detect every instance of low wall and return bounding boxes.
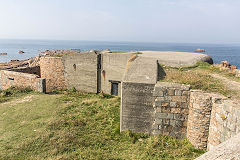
[0,70,45,92]
[187,91,213,149]
[207,98,240,150]
[121,81,190,138]
[152,82,190,139]
[10,66,40,77]
[187,90,240,150]
[40,57,66,92]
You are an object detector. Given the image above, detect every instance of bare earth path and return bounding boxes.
[1,95,35,107]
[211,73,240,100]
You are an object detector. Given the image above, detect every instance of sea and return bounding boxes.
[0,39,240,67]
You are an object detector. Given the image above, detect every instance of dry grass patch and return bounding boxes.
[162,66,234,97]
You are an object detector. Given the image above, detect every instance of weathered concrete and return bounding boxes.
[139,51,213,67]
[101,52,133,95]
[121,82,155,133]
[123,56,158,84]
[62,51,98,93]
[196,133,240,160]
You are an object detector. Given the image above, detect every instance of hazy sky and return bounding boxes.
[0,0,239,43]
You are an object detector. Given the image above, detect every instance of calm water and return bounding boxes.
[0,39,240,67]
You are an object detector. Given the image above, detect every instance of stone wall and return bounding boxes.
[10,66,41,77]
[187,90,240,150]
[207,98,240,151]
[187,90,214,149]
[0,70,45,92]
[40,57,66,92]
[152,82,190,139]
[121,81,190,138]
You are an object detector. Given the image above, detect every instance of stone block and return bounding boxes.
[174,114,187,121]
[172,96,187,103]
[167,89,175,96]
[162,102,169,107]
[163,119,170,125]
[164,96,172,101]
[175,120,184,127]
[153,87,165,97]
[171,108,181,114]
[156,113,174,119]
[182,91,190,96]
[175,90,182,96]
[162,106,171,113]
[170,102,177,107]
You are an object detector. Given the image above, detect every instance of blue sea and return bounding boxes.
[0,39,240,67]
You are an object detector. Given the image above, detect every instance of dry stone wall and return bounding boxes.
[0,70,45,92]
[187,90,213,149]
[152,82,190,139]
[207,99,240,151]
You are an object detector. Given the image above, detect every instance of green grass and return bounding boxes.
[0,87,34,103]
[0,90,205,160]
[161,62,236,97]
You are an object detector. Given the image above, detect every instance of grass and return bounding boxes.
[0,87,34,103]
[0,90,205,160]
[161,62,235,97]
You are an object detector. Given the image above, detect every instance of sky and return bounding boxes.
[0,0,239,43]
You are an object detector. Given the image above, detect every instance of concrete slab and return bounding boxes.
[123,56,158,84]
[196,133,240,160]
[139,51,213,67]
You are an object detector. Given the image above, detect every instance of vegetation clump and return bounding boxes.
[0,86,33,103]
[0,90,205,159]
[161,62,235,97]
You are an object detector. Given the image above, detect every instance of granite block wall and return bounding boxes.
[0,70,45,92]
[187,90,213,149]
[207,98,240,151]
[121,81,191,138]
[40,57,66,92]
[152,82,190,139]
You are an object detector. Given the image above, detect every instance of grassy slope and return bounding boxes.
[0,90,204,160]
[161,62,236,97]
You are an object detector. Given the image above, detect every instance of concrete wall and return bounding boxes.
[0,70,45,92]
[152,82,190,139]
[101,52,133,95]
[121,82,155,133]
[40,57,66,92]
[62,51,98,93]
